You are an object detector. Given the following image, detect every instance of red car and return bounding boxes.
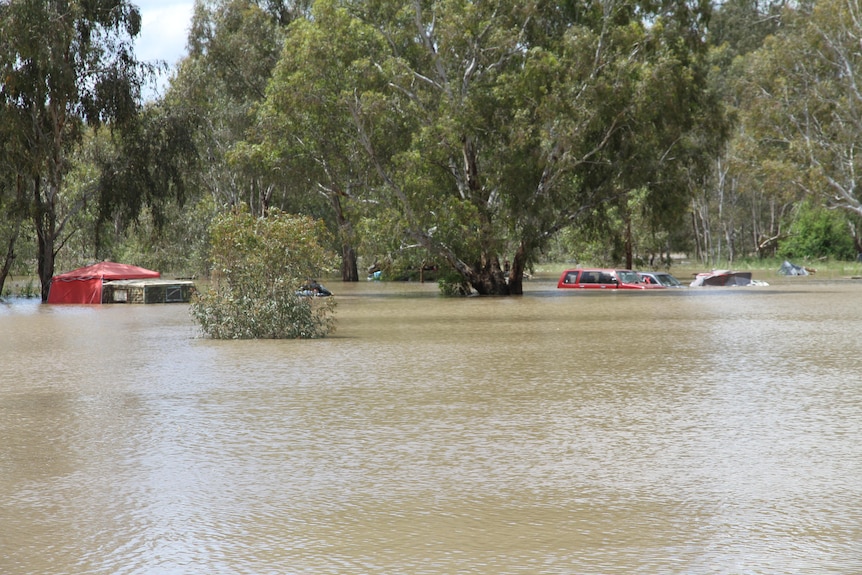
[557,268,665,290]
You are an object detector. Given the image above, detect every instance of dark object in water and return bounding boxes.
[778,260,810,276]
[690,270,753,286]
[297,279,332,297]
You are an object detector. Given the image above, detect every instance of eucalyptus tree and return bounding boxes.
[707,0,783,62]
[735,0,862,255]
[689,0,792,263]
[585,3,726,269]
[267,0,314,24]
[260,0,720,294]
[0,0,148,300]
[0,93,29,295]
[168,0,286,216]
[92,101,198,264]
[353,0,718,294]
[253,1,388,282]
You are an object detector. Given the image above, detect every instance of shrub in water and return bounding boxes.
[190,207,337,339]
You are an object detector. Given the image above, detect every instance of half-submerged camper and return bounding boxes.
[47,262,194,304]
[689,270,769,287]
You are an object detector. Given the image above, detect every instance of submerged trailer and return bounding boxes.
[48,262,195,304]
[102,278,196,304]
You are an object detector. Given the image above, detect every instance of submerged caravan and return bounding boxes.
[689,270,769,287]
[47,262,194,304]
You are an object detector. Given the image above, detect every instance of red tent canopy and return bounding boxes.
[47,262,160,304]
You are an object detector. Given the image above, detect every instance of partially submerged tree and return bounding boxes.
[190,207,337,339]
[259,0,721,295]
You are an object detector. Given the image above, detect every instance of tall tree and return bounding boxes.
[0,85,30,296]
[589,3,726,269]
[688,0,793,264]
[735,0,862,255]
[0,0,147,300]
[253,1,388,282]
[93,101,198,253]
[169,0,285,216]
[266,0,720,294]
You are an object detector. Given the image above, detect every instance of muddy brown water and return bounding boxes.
[2,276,861,574]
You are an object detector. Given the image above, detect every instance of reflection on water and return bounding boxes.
[2,278,862,574]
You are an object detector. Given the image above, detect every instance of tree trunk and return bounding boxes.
[624,213,634,270]
[341,244,358,282]
[331,193,359,282]
[0,175,25,297]
[33,176,57,302]
[850,221,862,259]
[0,225,19,298]
[467,261,509,295]
[506,244,528,296]
[459,243,528,296]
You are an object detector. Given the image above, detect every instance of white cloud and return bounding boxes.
[133,1,195,98]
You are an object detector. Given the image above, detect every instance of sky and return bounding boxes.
[133,0,196,98]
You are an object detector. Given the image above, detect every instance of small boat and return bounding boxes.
[690,270,766,287]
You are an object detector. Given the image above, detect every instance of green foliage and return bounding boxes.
[173,0,286,217]
[707,0,783,60]
[16,0,862,287]
[96,102,197,233]
[548,225,624,268]
[110,198,215,277]
[190,206,338,339]
[333,0,718,292]
[778,202,856,261]
[437,270,471,297]
[1,0,150,299]
[734,0,862,222]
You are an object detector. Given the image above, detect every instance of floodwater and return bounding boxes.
[2,275,861,575]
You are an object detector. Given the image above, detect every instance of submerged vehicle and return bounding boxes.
[557,269,665,290]
[638,271,684,288]
[297,280,332,297]
[689,270,767,287]
[778,260,810,276]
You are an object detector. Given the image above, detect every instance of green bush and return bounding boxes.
[190,207,337,339]
[778,201,856,261]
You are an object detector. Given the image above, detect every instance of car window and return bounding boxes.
[656,273,680,286]
[617,271,641,283]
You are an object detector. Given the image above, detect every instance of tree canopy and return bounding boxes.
[0,0,150,299]
[253,0,723,294]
